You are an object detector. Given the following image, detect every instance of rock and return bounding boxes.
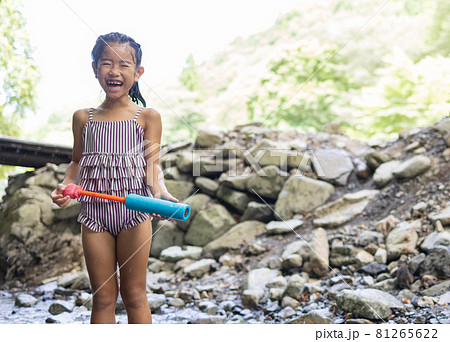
[195,126,224,147]
[75,292,92,310]
[48,300,75,315]
[244,240,267,255]
[435,118,450,133]
[178,288,201,303]
[194,177,219,197]
[336,289,403,320]
[386,220,420,261]
[219,141,244,159]
[147,294,166,312]
[150,220,185,257]
[310,228,329,277]
[313,190,379,227]
[173,258,196,272]
[176,193,211,231]
[428,205,450,226]
[266,276,288,289]
[220,175,249,191]
[373,248,387,264]
[365,151,390,170]
[375,215,400,236]
[25,171,59,189]
[360,262,388,276]
[275,175,335,220]
[164,180,196,201]
[281,296,300,309]
[373,160,401,187]
[15,293,38,307]
[374,279,396,291]
[278,306,296,319]
[176,152,194,173]
[159,246,203,262]
[282,274,306,299]
[420,231,450,252]
[418,247,450,278]
[203,220,266,258]
[52,200,81,221]
[392,155,431,179]
[311,148,354,185]
[240,201,274,223]
[163,166,180,180]
[185,204,235,246]
[289,308,333,324]
[358,231,384,248]
[242,268,280,308]
[216,184,251,214]
[420,280,450,297]
[265,219,303,234]
[183,259,215,278]
[355,250,375,266]
[198,300,219,315]
[438,292,450,305]
[283,254,303,269]
[167,297,185,308]
[282,240,311,261]
[246,165,289,200]
[408,253,426,274]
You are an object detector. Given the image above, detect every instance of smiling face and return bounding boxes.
[92,42,144,100]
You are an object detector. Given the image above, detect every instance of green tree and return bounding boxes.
[427,0,450,56]
[179,53,205,101]
[0,0,39,136]
[0,0,39,184]
[246,46,360,132]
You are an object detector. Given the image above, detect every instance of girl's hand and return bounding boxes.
[151,190,179,220]
[50,183,71,208]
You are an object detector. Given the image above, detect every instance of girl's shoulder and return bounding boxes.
[72,108,91,129]
[139,107,161,128]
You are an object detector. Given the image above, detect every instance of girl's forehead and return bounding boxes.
[101,43,135,62]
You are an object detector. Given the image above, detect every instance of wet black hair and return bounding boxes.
[91,32,146,107]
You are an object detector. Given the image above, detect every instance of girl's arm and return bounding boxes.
[142,108,178,218]
[50,109,85,208]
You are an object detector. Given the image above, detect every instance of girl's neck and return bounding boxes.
[101,95,133,110]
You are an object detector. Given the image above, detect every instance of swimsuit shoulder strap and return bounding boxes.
[133,107,143,121]
[88,108,94,121]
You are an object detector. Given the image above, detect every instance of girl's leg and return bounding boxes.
[116,219,152,324]
[81,225,119,324]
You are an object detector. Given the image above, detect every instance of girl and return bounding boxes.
[50,32,177,324]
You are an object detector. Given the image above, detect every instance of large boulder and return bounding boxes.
[164,180,196,201]
[311,148,354,186]
[336,289,404,320]
[275,176,335,220]
[184,204,235,246]
[373,160,401,187]
[150,220,185,258]
[245,165,289,200]
[313,190,379,227]
[241,268,280,308]
[392,155,431,179]
[203,220,266,258]
[216,184,251,214]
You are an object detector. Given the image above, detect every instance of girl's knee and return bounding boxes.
[120,284,147,309]
[92,288,118,310]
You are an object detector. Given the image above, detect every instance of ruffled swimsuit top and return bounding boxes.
[78,108,152,203]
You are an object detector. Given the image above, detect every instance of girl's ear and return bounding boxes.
[134,66,144,82]
[92,62,98,78]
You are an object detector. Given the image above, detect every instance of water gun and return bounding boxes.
[63,183,190,221]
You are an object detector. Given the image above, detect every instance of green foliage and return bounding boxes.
[246,45,359,132]
[0,0,39,135]
[164,110,205,144]
[347,50,450,140]
[427,0,450,56]
[179,54,203,93]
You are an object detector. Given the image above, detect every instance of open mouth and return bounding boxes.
[106,80,123,91]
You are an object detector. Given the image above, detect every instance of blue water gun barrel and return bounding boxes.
[125,194,191,221]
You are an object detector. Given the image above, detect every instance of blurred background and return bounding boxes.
[0,0,449,194]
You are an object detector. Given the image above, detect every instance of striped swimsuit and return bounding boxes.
[77,107,153,236]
